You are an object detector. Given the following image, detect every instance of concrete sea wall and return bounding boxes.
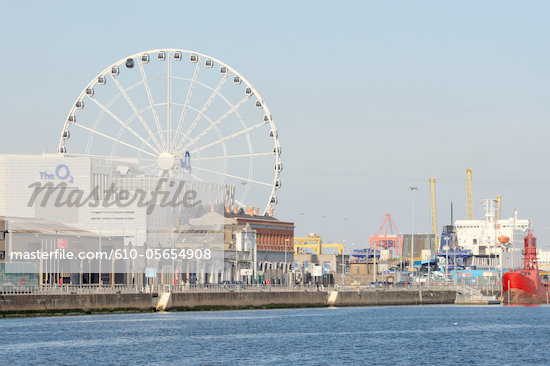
[332,289,456,306]
[0,293,154,314]
[0,289,457,316]
[168,291,327,310]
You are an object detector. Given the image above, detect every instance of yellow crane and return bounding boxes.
[466,168,474,220]
[294,233,343,255]
[429,177,439,252]
[496,195,502,221]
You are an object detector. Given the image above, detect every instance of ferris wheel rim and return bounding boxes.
[58,48,282,215]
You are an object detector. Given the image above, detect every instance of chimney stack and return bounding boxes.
[225,206,230,214]
[269,208,274,217]
[255,207,259,216]
[233,206,238,214]
[246,207,254,216]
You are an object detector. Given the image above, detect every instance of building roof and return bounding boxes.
[1,216,92,235]
[224,211,294,226]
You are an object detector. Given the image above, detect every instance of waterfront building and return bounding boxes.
[224,206,294,284]
[0,153,294,287]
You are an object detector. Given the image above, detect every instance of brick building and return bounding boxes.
[225,206,294,253]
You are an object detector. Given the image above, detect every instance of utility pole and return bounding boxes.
[372,243,376,282]
[342,240,346,286]
[409,186,418,275]
[444,236,450,282]
[466,168,474,220]
[285,238,289,285]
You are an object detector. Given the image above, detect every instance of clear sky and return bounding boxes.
[1,1,550,249]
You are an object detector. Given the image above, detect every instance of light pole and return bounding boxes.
[341,240,346,286]
[285,238,289,285]
[444,236,450,282]
[343,218,348,287]
[453,245,457,284]
[373,241,377,283]
[409,186,418,275]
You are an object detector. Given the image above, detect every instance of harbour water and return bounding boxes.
[1,305,549,365]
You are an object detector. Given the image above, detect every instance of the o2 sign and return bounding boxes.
[39,164,74,183]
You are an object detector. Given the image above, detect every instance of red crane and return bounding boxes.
[369,213,403,256]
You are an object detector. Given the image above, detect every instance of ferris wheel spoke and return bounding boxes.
[177,95,251,155]
[190,121,266,154]
[188,173,204,182]
[87,96,161,154]
[194,152,273,161]
[241,184,252,204]
[234,199,247,209]
[171,61,200,151]
[167,56,172,151]
[138,59,167,150]
[192,166,272,187]
[179,75,228,151]
[71,122,157,158]
[140,162,157,170]
[109,75,163,151]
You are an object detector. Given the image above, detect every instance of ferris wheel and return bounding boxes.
[58,49,282,214]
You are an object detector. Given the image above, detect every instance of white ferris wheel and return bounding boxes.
[58,49,282,215]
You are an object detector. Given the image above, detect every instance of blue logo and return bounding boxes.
[39,164,74,183]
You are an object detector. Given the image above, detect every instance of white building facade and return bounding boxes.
[0,153,233,284]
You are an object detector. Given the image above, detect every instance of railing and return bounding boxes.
[0,283,461,295]
[165,283,331,293]
[0,283,328,295]
[336,284,459,292]
[0,285,152,295]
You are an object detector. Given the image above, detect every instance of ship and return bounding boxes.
[502,232,549,304]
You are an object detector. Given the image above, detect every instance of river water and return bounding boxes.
[0,305,549,365]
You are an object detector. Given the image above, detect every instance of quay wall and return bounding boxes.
[168,291,327,310]
[0,293,154,314]
[0,289,457,316]
[333,289,456,306]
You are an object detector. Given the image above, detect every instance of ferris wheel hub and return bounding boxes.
[157,152,175,171]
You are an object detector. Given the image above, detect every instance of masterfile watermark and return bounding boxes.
[9,248,213,261]
[4,157,226,275]
[26,178,202,215]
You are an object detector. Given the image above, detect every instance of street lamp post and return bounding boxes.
[342,240,346,286]
[444,236,450,282]
[409,186,418,276]
[453,245,457,284]
[285,238,289,285]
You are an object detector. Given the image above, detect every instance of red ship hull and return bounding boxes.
[502,232,549,304]
[502,271,548,304]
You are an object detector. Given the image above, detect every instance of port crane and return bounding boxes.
[294,233,343,255]
[466,168,474,220]
[369,213,403,256]
[496,195,502,221]
[429,177,439,253]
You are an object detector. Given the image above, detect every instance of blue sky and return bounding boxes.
[1,1,550,248]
